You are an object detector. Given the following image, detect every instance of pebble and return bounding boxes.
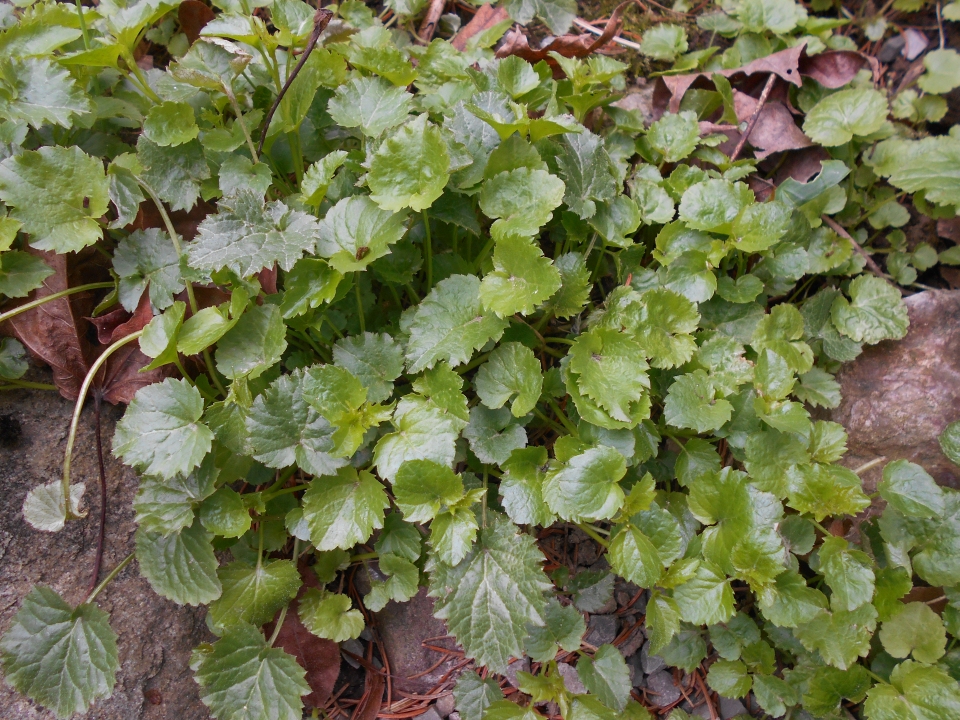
[618,622,645,657]
[719,696,749,719]
[415,708,444,720]
[503,656,529,688]
[584,614,618,647]
[558,662,587,695]
[435,693,455,718]
[640,641,666,674]
[645,670,682,708]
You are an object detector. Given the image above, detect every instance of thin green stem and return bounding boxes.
[0,380,59,391]
[321,313,344,339]
[548,399,579,437]
[811,519,832,536]
[405,282,420,303]
[224,88,259,163]
[473,236,495,272]
[355,273,365,333]
[576,523,609,549]
[456,351,491,375]
[423,209,433,289]
[350,551,378,563]
[533,407,567,435]
[0,282,114,325]
[262,482,305,503]
[74,0,90,49]
[63,330,144,518]
[853,457,886,475]
[269,538,299,646]
[864,668,887,685]
[544,336,574,346]
[288,131,304,184]
[121,51,162,103]
[482,471,488,529]
[85,552,134,603]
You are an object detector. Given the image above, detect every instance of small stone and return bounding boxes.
[435,693,456,717]
[627,653,645,688]
[575,540,599,567]
[877,34,905,63]
[448,714,461,720]
[503,656,530,688]
[618,622,645,658]
[415,708,444,720]
[558,662,586,695]
[584,614,618,647]
[632,590,648,615]
[594,595,618,615]
[645,670,682,708]
[719,696,749,719]
[640,641,666,674]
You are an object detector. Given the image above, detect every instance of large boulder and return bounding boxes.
[0,380,213,720]
[829,290,960,493]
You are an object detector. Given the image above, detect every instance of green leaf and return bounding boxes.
[545,252,591,318]
[570,328,650,424]
[0,337,28,380]
[525,597,585,662]
[480,235,562,317]
[918,49,960,94]
[431,506,480,565]
[502,0,575,33]
[664,370,734,433]
[577,644,631,712]
[803,665,872,717]
[679,179,753,233]
[639,23,689,61]
[113,228,185,312]
[188,190,320,277]
[803,88,889,146]
[483,700,544,720]
[479,167,566,241]
[405,274,509,373]
[673,561,735,626]
[302,467,388,550]
[869,134,960,207]
[246,369,348,476]
[133,456,218,536]
[730,200,791,253]
[646,111,699,163]
[368,115,449,212]
[706,659,751,699]
[143,100,199,147]
[831,275,909,344]
[0,146,108,253]
[327,76,412,138]
[298,589,364,642]
[332,332,404,404]
[543,445,626,522]
[794,603,878,670]
[375,513,422,563]
[499,447,556,527]
[864,661,960,720]
[303,364,391,457]
[879,602,947,663]
[818,536,876,612]
[23,479,85,533]
[608,522,662,588]
[793,367,842,409]
[135,520,222,606]
[301,151,347,207]
[216,304,287,381]
[788,463,869,520]
[373,395,459,480]
[0,57,91,128]
[631,288,700,369]
[279,258,342,319]
[317,195,408,274]
[114,378,213,480]
[646,590,681,653]
[199,487,252,538]
[364,552,419,611]
[393,459,463,523]
[475,342,543,417]
[877,459,944,519]
[0,250,54,298]
[429,514,551,672]
[453,670,505,720]
[208,559,302,630]
[219,155,272,197]
[137,137,210,213]
[463,405,527,466]
[752,674,799,718]
[0,586,118,719]
[194,623,309,720]
[555,129,616,220]
[941,421,960,467]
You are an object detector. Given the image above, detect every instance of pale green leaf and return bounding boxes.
[368,115,450,212]
[543,445,626,522]
[327,76,412,138]
[577,644,631,712]
[474,342,543,417]
[879,602,947,663]
[317,195,408,274]
[478,167,565,241]
[301,467,388,550]
[803,88,889,146]
[480,235,561,317]
[208,559,302,630]
[113,228,185,312]
[135,520,222,606]
[298,589,364,642]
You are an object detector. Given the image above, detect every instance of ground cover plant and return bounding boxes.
[2,0,960,717]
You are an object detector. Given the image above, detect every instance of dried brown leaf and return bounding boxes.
[178,0,215,45]
[451,5,510,52]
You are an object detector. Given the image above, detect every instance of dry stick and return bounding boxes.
[418,0,446,42]
[86,393,108,596]
[821,214,888,278]
[258,7,333,156]
[729,72,777,162]
[572,17,642,50]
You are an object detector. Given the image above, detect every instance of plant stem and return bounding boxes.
[548,399,579,436]
[864,668,887,685]
[86,552,134,603]
[576,522,609,548]
[544,336,575,345]
[473,236,495,271]
[455,351,491,375]
[86,395,108,596]
[405,282,420,303]
[533,407,567,435]
[224,88,260,163]
[269,539,298,646]
[0,282,114,325]
[482,471,488,528]
[350,551,378,563]
[62,331,144,519]
[423,209,433,289]
[853,457,886,475]
[0,380,59,391]
[355,273,365,333]
[121,50,162,103]
[74,0,90,49]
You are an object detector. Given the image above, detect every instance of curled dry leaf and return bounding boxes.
[495,1,630,71]
[732,90,813,159]
[452,4,510,51]
[352,667,386,720]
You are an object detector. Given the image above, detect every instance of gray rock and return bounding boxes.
[557,663,586,695]
[618,622,645,657]
[877,34,905,63]
[645,670,682,708]
[435,693,456,718]
[503,656,530,688]
[373,587,461,693]
[584,614,618,647]
[627,653,645,687]
[719,696,749,719]
[640,641,667,674]
[611,80,656,126]
[828,290,960,494]
[415,708,444,720]
[448,714,461,720]
[0,382,212,720]
[574,539,599,567]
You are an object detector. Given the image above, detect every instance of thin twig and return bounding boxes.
[572,18,642,50]
[86,393,107,597]
[418,0,446,42]
[729,72,776,162]
[258,7,333,155]
[937,2,945,49]
[821,215,888,279]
